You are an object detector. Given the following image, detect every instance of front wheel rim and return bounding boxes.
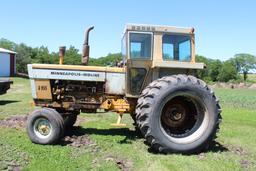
[33,118,52,139]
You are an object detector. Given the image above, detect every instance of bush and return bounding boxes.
[217,61,240,82]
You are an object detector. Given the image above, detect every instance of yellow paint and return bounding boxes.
[59,56,64,65]
[100,99,112,109]
[153,33,163,61]
[191,35,196,63]
[100,98,130,113]
[62,102,70,109]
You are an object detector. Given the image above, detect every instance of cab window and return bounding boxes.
[162,34,191,62]
[130,68,147,94]
[129,32,152,59]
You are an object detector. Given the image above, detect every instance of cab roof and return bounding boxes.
[124,24,194,35]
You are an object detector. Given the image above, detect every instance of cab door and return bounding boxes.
[125,31,153,97]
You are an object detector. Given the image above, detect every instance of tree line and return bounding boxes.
[196,54,256,82]
[0,38,121,72]
[0,38,256,82]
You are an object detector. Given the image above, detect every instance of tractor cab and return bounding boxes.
[121,24,204,97]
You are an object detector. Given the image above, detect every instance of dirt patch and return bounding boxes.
[249,84,256,89]
[0,144,29,171]
[197,153,206,160]
[62,134,96,148]
[0,115,86,129]
[0,115,27,129]
[226,145,248,156]
[0,115,94,148]
[115,159,133,171]
[239,159,252,170]
[60,116,97,148]
[62,133,102,160]
[105,155,133,171]
[224,144,254,169]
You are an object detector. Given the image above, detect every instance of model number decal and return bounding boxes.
[50,71,100,77]
[38,85,47,91]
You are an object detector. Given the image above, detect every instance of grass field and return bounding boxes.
[0,78,256,171]
[247,74,256,83]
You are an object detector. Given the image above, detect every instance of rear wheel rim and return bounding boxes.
[33,118,52,139]
[160,94,209,144]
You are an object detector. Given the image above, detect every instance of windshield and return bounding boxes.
[162,34,191,62]
[129,32,152,59]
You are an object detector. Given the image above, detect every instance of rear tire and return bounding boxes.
[27,108,64,144]
[136,75,221,154]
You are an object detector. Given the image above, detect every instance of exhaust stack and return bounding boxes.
[82,26,94,65]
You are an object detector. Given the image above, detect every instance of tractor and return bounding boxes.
[27,24,221,154]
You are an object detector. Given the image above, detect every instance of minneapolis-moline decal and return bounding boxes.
[29,68,106,82]
[50,71,100,77]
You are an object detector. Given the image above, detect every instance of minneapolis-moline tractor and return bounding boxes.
[27,24,221,153]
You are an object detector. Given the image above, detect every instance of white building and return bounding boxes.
[0,48,16,77]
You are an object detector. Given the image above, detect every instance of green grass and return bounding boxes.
[0,78,34,119]
[239,73,256,83]
[0,78,256,170]
[247,74,256,83]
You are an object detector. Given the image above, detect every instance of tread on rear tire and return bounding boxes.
[135,74,222,154]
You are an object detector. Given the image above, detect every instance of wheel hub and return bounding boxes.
[170,108,183,121]
[34,118,52,138]
[38,124,50,135]
[162,103,187,128]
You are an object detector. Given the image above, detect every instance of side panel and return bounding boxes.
[0,53,10,77]
[153,33,162,62]
[28,64,125,97]
[35,80,52,100]
[105,72,125,95]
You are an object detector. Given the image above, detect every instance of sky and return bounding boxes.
[0,0,256,60]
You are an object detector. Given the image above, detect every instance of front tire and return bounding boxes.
[27,108,64,144]
[136,75,221,154]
